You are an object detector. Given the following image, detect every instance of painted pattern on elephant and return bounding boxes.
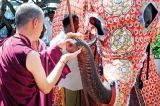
[103,0,134,16]
[52,0,160,106]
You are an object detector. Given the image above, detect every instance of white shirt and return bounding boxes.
[42,17,52,45]
[50,31,83,91]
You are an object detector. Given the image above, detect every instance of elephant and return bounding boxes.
[52,0,160,105]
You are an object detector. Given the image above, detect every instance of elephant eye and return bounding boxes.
[143,3,158,28]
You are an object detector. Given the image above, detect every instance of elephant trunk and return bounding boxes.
[74,39,112,104]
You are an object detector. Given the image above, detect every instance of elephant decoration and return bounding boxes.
[52,0,160,105]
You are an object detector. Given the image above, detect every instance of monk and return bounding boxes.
[0,3,82,106]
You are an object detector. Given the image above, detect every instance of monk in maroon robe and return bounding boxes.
[0,3,82,106]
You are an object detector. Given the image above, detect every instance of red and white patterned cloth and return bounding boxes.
[52,0,160,106]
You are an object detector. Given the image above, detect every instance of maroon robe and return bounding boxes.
[0,35,70,106]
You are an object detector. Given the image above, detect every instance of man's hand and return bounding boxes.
[60,48,81,63]
[57,33,84,49]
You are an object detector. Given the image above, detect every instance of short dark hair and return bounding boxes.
[48,10,55,15]
[15,3,43,29]
[62,14,78,28]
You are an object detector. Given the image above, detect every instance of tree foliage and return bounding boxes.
[151,34,160,58]
[0,0,60,37]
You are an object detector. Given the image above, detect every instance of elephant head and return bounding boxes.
[52,0,160,105]
[64,1,160,105]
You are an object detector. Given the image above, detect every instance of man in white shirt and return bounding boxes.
[43,10,55,46]
[50,14,83,106]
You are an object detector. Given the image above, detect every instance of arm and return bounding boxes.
[26,50,65,94]
[26,33,82,94]
[26,49,80,94]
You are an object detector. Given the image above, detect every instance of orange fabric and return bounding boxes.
[60,87,66,106]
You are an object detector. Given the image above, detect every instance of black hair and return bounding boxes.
[62,14,78,29]
[48,10,55,15]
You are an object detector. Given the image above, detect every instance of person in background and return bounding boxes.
[42,10,55,46]
[50,14,83,106]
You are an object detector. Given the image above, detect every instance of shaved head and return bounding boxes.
[15,3,43,29]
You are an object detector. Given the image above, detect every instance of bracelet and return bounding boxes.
[59,60,66,65]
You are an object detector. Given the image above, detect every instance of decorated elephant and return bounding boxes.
[51,0,160,105]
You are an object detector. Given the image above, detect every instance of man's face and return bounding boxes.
[49,13,54,22]
[74,18,79,33]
